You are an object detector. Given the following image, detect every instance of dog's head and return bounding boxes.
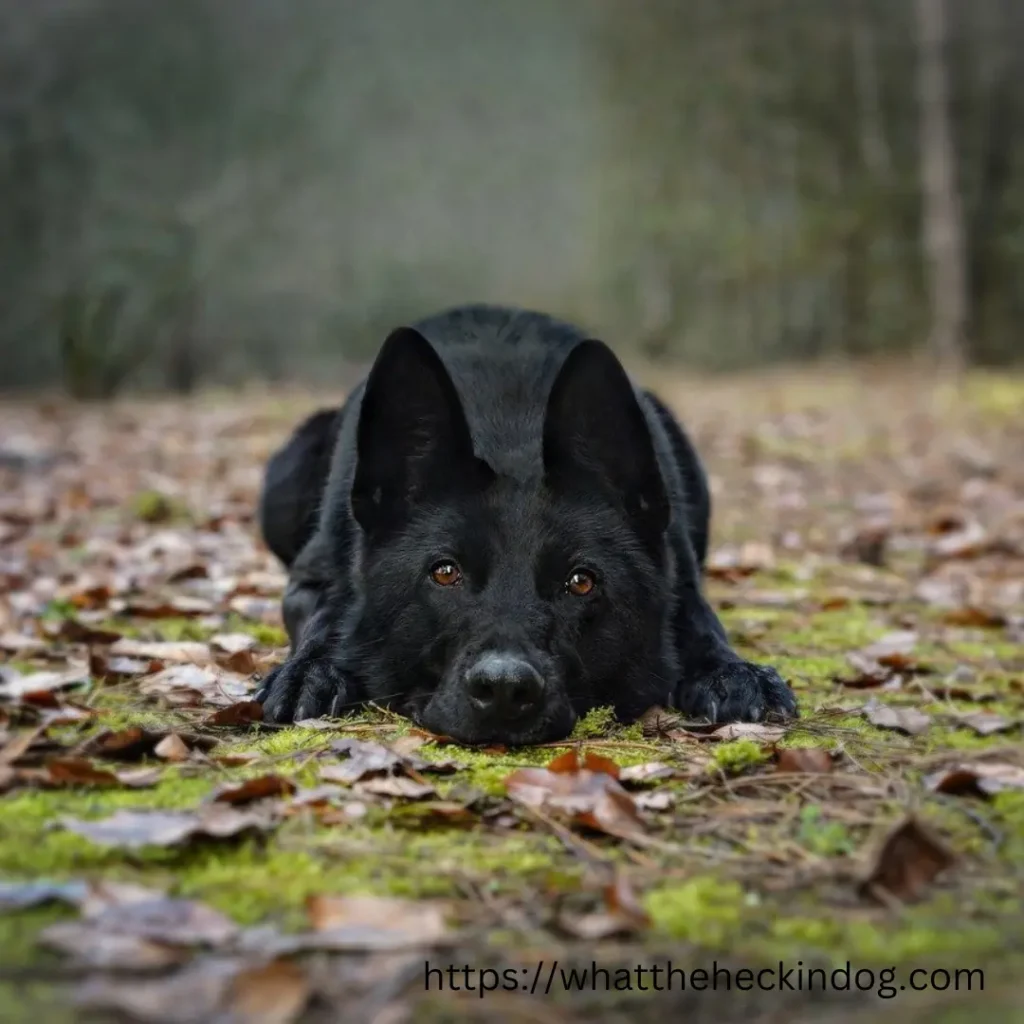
[349,327,674,745]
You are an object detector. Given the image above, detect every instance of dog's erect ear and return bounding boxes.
[351,327,492,535]
[543,340,669,534]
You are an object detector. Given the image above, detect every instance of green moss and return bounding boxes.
[712,739,768,774]
[772,604,885,651]
[0,905,76,1023]
[131,489,190,523]
[992,792,1024,865]
[222,614,288,646]
[570,706,618,738]
[769,913,1006,965]
[963,374,1024,420]
[40,598,79,621]
[796,804,854,856]
[645,876,750,947]
[149,617,215,642]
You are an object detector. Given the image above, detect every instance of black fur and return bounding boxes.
[255,304,797,744]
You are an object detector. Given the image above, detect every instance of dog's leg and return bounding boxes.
[259,495,361,723]
[670,558,797,722]
[662,423,796,721]
[255,590,359,722]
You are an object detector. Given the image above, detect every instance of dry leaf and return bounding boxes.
[62,805,277,850]
[353,775,436,799]
[213,774,297,806]
[924,762,1024,797]
[45,756,159,789]
[504,752,646,842]
[775,747,833,773]
[202,700,264,726]
[859,817,955,903]
[306,894,450,947]
[74,958,250,1022]
[558,873,651,940]
[222,959,310,1024]
[637,705,683,736]
[633,790,674,812]
[141,664,251,708]
[951,712,1017,737]
[73,895,239,947]
[863,699,931,736]
[709,722,787,742]
[154,733,192,761]
[39,922,190,970]
[618,761,678,785]
[0,666,89,699]
[108,638,212,665]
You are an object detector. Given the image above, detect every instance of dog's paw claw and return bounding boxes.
[256,658,351,724]
[677,661,797,724]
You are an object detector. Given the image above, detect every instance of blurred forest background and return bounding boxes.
[0,0,1021,398]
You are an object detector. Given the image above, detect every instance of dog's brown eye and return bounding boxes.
[430,560,462,587]
[566,569,596,597]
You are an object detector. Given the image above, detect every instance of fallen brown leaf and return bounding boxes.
[843,631,926,688]
[558,873,651,940]
[505,752,646,842]
[62,805,278,850]
[951,711,1018,737]
[924,762,1024,797]
[210,633,260,674]
[45,756,160,789]
[547,749,621,778]
[1,879,168,917]
[941,606,1007,628]
[325,737,460,784]
[634,790,674,812]
[775,747,833,773]
[154,733,192,761]
[202,700,264,727]
[306,894,450,946]
[80,726,213,762]
[213,774,297,806]
[90,652,163,681]
[84,894,239,946]
[223,959,310,1024]
[141,664,252,707]
[930,521,989,561]
[637,705,683,736]
[0,665,89,699]
[709,722,787,743]
[352,775,436,799]
[618,761,678,785]
[863,699,931,736]
[859,817,955,903]
[74,957,250,1022]
[108,638,212,665]
[40,922,190,971]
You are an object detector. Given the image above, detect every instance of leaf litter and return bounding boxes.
[1,379,1023,1018]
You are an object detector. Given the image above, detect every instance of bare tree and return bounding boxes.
[915,0,968,374]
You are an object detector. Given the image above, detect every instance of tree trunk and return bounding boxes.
[915,0,968,374]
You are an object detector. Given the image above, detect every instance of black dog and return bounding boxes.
[255,304,797,744]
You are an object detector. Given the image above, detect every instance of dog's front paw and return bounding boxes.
[676,661,798,724]
[254,656,353,723]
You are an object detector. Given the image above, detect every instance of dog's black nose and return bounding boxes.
[465,653,545,722]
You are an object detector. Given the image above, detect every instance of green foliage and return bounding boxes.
[712,739,769,774]
[797,805,855,857]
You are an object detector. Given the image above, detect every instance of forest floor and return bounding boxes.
[1,365,1022,1023]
